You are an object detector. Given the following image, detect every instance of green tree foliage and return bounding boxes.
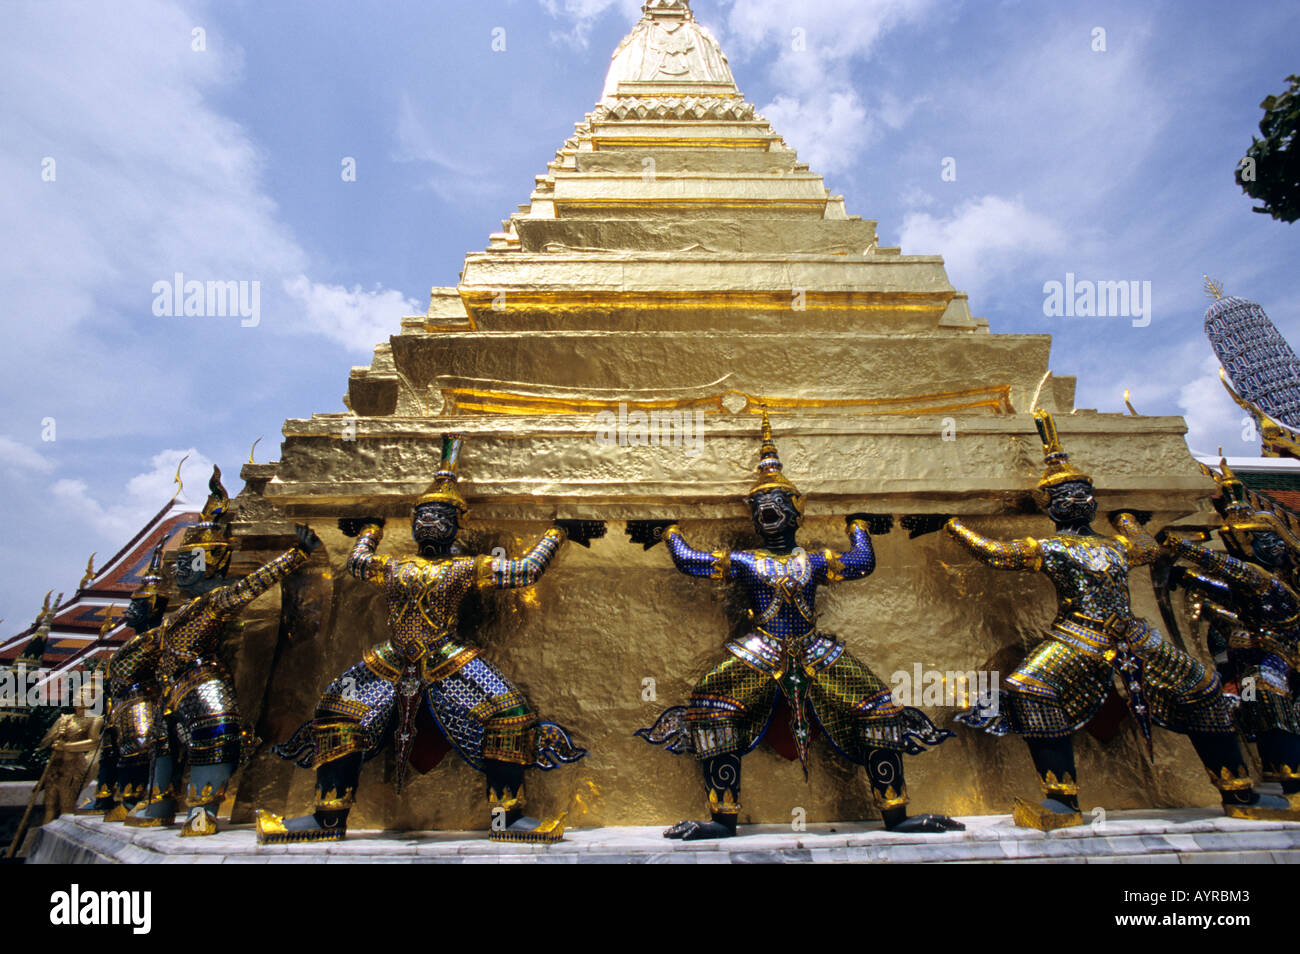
[1238,75,1300,223]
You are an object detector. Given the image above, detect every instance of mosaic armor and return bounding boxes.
[125,466,316,835]
[155,545,307,767]
[639,410,959,838]
[1169,536,1300,788]
[651,521,945,764]
[78,544,170,820]
[948,514,1234,741]
[260,433,589,845]
[948,410,1294,829]
[279,522,576,776]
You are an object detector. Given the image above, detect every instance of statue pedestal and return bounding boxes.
[29,810,1300,864]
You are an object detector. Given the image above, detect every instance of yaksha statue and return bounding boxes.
[257,434,597,845]
[946,410,1296,828]
[1163,460,1300,798]
[634,411,961,839]
[77,544,170,820]
[127,466,321,835]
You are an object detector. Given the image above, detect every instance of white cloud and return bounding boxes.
[761,90,869,175]
[0,437,55,475]
[1179,354,1256,457]
[51,448,218,541]
[899,195,1066,296]
[723,0,935,91]
[284,277,419,354]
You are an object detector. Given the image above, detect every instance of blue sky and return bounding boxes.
[2,0,1298,629]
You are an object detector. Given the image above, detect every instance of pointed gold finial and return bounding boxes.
[97,607,119,639]
[1123,390,1138,415]
[1203,275,1225,300]
[248,437,261,464]
[171,453,190,502]
[79,553,97,589]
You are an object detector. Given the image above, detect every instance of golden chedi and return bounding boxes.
[229,0,1217,831]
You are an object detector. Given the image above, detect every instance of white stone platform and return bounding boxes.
[26,808,1300,864]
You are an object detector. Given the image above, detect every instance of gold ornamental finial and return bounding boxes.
[747,405,804,508]
[79,553,96,589]
[1123,390,1138,415]
[1033,409,1092,491]
[1203,275,1225,300]
[97,608,120,639]
[171,453,190,502]
[248,437,261,464]
[35,591,63,630]
[416,434,470,513]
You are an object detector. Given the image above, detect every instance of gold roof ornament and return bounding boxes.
[746,407,804,510]
[1033,409,1092,492]
[1220,368,1300,460]
[97,609,120,639]
[1203,275,1225,300]
[34,590,62,633]
[79,553,96,589]
[416,434,469,513]
[178,466,233,569]
[170,453,189,502]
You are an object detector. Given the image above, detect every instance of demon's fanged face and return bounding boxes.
[122,596,153,632]
[1251,530,1288,568]
[412,502,460,549]
[750,488,800,541]
[174,548,212,589]
[1047,480,1097,527]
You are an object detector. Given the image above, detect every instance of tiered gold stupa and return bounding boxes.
[233,0,1217,829]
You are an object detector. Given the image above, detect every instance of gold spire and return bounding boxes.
[1203,275,1225,300]
[746,407,803,508]
[416,434,470,512]
[1033,409,1091,491]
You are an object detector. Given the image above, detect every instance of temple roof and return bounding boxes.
[0,498,198,669]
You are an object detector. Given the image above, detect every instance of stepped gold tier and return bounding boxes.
[229,0,1221,832]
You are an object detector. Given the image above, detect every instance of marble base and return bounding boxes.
[27,808,1300,864]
